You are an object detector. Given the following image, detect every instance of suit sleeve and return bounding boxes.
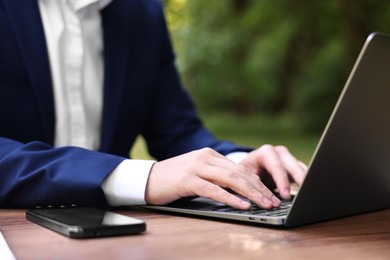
[0,137,125,208]
[142,2,251,160]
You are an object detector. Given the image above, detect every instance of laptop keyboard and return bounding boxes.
[201,199,292,217]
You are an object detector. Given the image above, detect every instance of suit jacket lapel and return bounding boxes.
[100,1,137,152]
[3,0,55,144]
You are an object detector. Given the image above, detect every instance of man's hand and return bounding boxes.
[145,145,307,210]
[239,145,307,200]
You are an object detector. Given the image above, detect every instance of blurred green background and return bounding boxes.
[131,0,390,164]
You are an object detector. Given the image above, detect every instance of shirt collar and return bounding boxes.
[98,0,113,9]
[68,0,113,12]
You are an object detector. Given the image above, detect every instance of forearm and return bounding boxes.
[0,137,124,208]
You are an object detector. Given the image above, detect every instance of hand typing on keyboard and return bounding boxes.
[145,145,307,210]
[205,197,293,217]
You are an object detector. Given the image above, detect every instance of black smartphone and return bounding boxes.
[26,207,146,238]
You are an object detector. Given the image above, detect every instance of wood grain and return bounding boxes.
[0,208,389,260]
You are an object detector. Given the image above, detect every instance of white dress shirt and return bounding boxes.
[38,0,154,206]
[38,0,247,207]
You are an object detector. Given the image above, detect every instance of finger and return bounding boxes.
[193,179,251,210]
[275,145,307,185]
[255,145,292,200]
[299,160,309,172]
[199,147,283,208]
[197,162,280,209]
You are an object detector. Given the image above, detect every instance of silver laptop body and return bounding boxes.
[144,32,390,227]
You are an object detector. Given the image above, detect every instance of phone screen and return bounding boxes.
[26,207,146,238]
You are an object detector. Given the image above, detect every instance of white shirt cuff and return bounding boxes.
[101,159,156,207]
[101,152,247,207]
[226,151,249,164]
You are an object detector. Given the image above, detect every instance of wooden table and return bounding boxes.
[0,208,389,259]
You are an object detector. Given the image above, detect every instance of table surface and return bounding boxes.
[0,207,389,260]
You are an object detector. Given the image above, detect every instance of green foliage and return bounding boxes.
[291,38,350,131]
[132,112,319,163]
[164,0,390,132]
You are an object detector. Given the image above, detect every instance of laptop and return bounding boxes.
[144,32,390,228]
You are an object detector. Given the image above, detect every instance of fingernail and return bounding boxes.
[283,188,292,200]
[272,195,281,206]
[240,200,251,209]
[262,197,272,206]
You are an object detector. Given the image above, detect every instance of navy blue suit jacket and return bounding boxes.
[0,0,249,208]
